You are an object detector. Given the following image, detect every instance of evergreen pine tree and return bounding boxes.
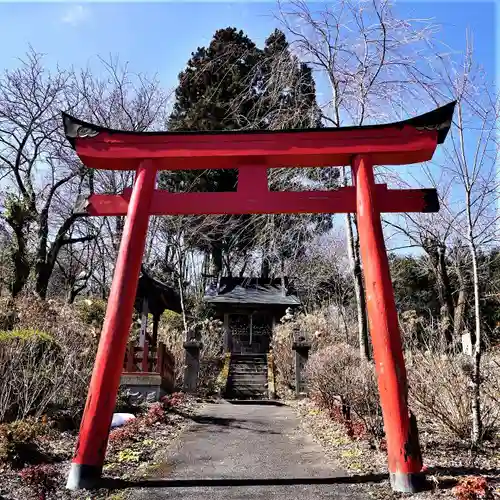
[160,27,332,277]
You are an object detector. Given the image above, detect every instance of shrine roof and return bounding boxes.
[135,266,182,316]
[204,277,301,307]
[61,101,456,171]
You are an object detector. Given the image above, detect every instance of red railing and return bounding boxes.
[123,341,175,391]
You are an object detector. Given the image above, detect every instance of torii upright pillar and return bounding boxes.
[66,161,156,489]
[62,101,455,493]
[353,154,422,491]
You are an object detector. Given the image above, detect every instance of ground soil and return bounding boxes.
[2,396,499,499]
[0,396,202,500]
[289,398,500,499]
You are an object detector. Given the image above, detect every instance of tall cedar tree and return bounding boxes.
[160,28,329,276]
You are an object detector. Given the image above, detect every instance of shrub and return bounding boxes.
[117,448,141,463]
[305,343,384,442]
[407,352,500,441]
[452,476,492,500]
[0,297,17,330]
[0,418,51,468]
[270,321,295,392]
[161,310,184,332]
[0,297,98,423]
[159,314,224,392]
[108,419,140,447]
[0,330,60,421]
[144,403,166,425]
[76,298,107,328]
[108,402,170,451]
[271,308,356,393]
[198,357,224,395]
[158,324,184,388]
[19,464,59,500]
[0,328,53,342]
[161,392,186,409]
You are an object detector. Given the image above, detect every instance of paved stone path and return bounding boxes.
[131,401,368,499]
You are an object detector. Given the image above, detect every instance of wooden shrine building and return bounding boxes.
[134,266,182,346]
[204,277,301,354]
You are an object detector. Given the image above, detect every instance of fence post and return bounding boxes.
[125,343,135,372]
[141,341,149,372]
[157,343,165,375]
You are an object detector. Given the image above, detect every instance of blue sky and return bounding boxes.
[0,1,496,96]
[0,1,497,253]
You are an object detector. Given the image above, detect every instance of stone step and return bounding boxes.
[229,384,267,392]
[231,382,267,388]
[230,371,267,377]
[231,367,267,372]
[231,359,267,364]
[231,366,267,372]
[228,389,268,399]
[231,355,267,361]
[229,372,267,380]
[229,365,267,373]
[230,379,267,386]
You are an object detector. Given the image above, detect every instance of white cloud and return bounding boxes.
[61,5,89,26]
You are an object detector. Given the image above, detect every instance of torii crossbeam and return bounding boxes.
[63,102,456,493]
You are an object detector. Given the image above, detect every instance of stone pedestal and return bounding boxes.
[183,339,203,393]
[292,338,311,397]
[120,373,165,403]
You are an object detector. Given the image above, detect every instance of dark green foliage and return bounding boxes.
[75,298,107,327]
[390,254,440,317]
[477,247,500,343]
[160,27,333,276]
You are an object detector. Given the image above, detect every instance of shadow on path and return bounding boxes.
[427,465,500,477]
[172,411,281,435]
[425,465,500,489]
[101,473,389,490]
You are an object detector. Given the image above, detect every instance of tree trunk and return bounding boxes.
[35,239,63,299]
[211,245,223,277]
[467,195,482,445]
[280,256,286,296]
[437,245,455,347]
[340,166,369,359]
[11,229,31,297]
[261,254,271,279]
[454,261,469,351]
[113,216,125,253]
[348,215,370,360]
[424,240,454,349]
[177,248,188,334]
[35,265,51,299]
[239,256,249,278]
[6,201,33,297]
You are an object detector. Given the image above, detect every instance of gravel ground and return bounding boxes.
[3,397,498,499]
[0,397,199,500]
[289,398,500,499]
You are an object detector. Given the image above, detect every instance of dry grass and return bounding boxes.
[271,307,355,393]
[305,343,384,442]
[158,312,224,392]
[407,351,500,442]
[0,296,98,424]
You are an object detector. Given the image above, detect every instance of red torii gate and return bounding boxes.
[63,101,456,493]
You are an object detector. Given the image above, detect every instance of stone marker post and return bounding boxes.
[183,327,203,393]
[292,336,311,397]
